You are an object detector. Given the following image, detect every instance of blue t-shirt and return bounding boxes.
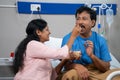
[61,31,111,65]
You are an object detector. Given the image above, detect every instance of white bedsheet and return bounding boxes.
[110,53,120,69]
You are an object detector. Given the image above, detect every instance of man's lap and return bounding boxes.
[56,67,120,80]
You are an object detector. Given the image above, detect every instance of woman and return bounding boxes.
[13,19,81,80]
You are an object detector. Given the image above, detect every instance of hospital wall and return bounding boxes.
[0,0,120,62]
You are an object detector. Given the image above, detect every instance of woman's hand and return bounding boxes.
[71,24,82,38]
[69,51,81,60]
[67,24,81,51]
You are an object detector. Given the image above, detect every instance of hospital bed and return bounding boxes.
[45,37,120,80]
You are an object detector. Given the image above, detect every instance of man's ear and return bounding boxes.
[36,29,41,36]
[92,20,96,28]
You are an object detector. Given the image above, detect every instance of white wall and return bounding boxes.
[17,0,118,3]
[0,0,120,62]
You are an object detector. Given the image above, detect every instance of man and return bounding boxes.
[60,6,120,80]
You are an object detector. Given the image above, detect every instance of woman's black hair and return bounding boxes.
[13,19,47,74]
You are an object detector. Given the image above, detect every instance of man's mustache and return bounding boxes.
[79,24,85,28]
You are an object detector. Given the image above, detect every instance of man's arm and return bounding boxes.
[55,59,68,75]
[90,54,110,72]
[85,40,110,72]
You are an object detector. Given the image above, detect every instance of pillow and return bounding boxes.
[45,37,62,49]
[45,37,62,67]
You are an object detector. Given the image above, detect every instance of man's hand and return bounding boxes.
[84,40,94,58]
[74,64,89,80]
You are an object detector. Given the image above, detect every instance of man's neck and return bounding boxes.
[80,31,92,38]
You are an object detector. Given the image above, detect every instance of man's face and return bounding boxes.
[76,11,95,35]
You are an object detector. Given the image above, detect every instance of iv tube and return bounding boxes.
[106,5,113,28]
[98,3,107,34]
[106,4,113,46]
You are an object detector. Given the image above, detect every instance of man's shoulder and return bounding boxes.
[92,31,105,38]
[63,32,72,39]
[92,31,107,42]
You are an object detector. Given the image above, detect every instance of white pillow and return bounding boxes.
[45,37,62,49]
[45,37,62,67]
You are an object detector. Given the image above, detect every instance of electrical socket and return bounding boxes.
[30,4,41,11]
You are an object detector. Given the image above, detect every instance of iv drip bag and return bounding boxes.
[106,8,114,27]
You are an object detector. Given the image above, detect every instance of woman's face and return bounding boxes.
[37,26,51,43]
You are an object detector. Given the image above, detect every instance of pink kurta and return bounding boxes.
[14,40,69,80]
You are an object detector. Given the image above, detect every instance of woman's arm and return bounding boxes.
[66,24,81,50]
[27,24,81,59]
